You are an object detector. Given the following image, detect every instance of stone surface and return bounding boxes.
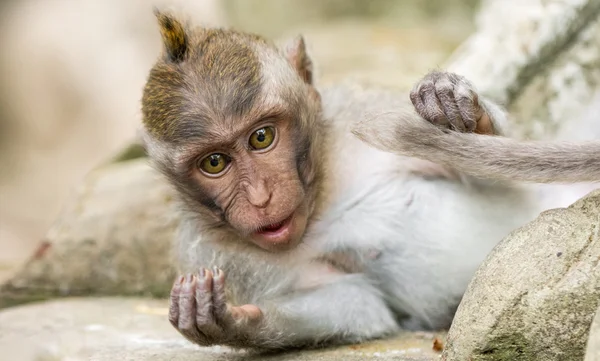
[0,297,444,361]
[508,10,600,141]
[442,190,600,361]
[447,0,600,106]
[0,159,180,308]
[446,0,600,145]
[585,304,600,361]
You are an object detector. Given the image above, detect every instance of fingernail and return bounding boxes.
[200,268,206,277]
[178,275,185,284]
[212,266,219,276]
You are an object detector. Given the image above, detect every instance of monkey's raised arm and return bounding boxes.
[353,110,600,184]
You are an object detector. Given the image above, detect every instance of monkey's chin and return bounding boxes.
[251,211,303,252]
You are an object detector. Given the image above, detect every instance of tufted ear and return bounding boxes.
[154,8,188,63]
[284,35,314,85]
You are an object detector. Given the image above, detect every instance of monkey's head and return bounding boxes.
[141,11,324,252]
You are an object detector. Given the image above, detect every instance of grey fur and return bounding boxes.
[353,101,600,184]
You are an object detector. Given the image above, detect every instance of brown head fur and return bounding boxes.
[143,11,269,143]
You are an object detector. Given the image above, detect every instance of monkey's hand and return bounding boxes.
[168,267,263,348]
[410,71,494,135]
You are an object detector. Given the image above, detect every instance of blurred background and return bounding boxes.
[0,0,481,281]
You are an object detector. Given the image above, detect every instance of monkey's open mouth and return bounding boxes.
[257,214,292,233]
[254,213,294,243]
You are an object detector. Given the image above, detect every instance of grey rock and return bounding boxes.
[585,304,600,361]
[0,297,444,361]
[0,159,180,308]
[448,0,600,141]
[442,190,600,361]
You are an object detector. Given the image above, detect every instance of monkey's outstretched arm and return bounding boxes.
[353,70,600,184]
[353,107,600,184]
[169,268,399,350]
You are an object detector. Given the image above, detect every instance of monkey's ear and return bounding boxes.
[154,8,188,63]
[284,35,314,85]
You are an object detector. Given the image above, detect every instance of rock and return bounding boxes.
[0,297,444,361]
[508,17,600,141]
[442,190,600,361]
[0,159,180,308]
[447,0,600,141]
[447,0,600,104]
[585,304,600,361]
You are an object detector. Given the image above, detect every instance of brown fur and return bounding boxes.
[143,13,267,143]
[155,8,188,62]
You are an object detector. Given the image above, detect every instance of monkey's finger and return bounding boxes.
[454,82,481,133]
[434,80,466,132]
[409,84,427,118]
[177,273,211,345]
[420,91,448,126]
[168,275,184,328]
[195,268,225,340]
[211,267,230,323]
[410,81,448,127]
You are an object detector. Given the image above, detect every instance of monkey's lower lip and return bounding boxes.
[254,213,294,243]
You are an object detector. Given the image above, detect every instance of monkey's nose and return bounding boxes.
[246,180,271,208]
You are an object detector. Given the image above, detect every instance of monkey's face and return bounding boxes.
[141,20,322,252]
[144,97,317,252]
[188,116,311,251]
[145,101,317,251]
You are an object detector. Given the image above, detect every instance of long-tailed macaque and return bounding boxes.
[141,11,557,350]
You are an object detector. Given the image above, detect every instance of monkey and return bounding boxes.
[351,74,600,184]
[140,10,547,351]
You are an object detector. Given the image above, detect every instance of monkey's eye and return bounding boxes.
[198,153,230,175]
[249,127,275,150]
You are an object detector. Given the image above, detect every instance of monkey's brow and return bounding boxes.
[178,106,289,154]
[208,105,289,142]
